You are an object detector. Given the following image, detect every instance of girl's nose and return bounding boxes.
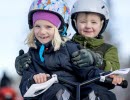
[40,27,46,35]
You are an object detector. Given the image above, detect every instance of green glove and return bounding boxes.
[15,50,31,76]
[71,49,103,67]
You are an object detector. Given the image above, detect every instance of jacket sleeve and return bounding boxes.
[104,46,120,71]
[71,64,103,80]
[71,65,115,89]
[65,41,104,80]
[19,65,36,96]
[65,41,115,89]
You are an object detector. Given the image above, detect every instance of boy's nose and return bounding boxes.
[85,24,91,29]
[85,22,91,27]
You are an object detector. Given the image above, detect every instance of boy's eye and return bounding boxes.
[92,22,97,24]
[80,21,86,23]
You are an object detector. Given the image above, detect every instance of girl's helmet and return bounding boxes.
[28,0,70,30]
[71,0,109,35]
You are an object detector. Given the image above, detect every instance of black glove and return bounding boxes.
[15,50,31,76]
[71,49,103,67]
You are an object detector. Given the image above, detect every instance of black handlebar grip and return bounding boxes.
[105,77,128,88]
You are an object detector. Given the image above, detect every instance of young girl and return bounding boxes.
[19,0,123,100]
[71,0,120,71]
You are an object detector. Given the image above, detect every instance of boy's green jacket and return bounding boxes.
[72,34,120,71]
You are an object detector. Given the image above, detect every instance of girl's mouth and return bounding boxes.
[39,36,49,39]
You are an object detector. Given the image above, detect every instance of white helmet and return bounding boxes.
[71,0,109,35]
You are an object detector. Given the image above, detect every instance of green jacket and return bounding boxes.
[72,34,120,71]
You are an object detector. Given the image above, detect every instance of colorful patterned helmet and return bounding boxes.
[28,0,70,30]
[71,0,109,35]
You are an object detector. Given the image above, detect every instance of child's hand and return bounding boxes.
[15,50,31,76]
[33,73,50,84]
[71,49,103,67]
[109,75,124,85]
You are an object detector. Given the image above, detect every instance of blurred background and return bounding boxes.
[0,0,130,99]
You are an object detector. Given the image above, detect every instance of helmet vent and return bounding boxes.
[102,5,105,9]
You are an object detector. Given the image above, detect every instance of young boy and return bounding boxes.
[70,0,120,71]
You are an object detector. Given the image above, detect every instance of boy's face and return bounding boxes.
[75,13,104,38]
[33,20,55,44]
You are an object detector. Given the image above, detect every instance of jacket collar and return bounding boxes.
[35,39,54,53]
[72,34,104,48]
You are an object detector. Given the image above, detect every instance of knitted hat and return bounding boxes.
[33,11,61,28]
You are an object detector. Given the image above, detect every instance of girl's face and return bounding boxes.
[75,13,104,38]
[33,20,55,44]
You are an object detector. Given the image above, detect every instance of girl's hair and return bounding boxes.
[25,27,69,51]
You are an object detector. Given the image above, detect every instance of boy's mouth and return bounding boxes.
[83,30,93,33]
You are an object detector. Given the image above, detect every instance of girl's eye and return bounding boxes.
[34,25,40,28]
[46,25,53,29]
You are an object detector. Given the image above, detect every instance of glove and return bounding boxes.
[71,49,103,67]
[15,50,31,76]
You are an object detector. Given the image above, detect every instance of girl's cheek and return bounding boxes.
[34,29,39,34]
